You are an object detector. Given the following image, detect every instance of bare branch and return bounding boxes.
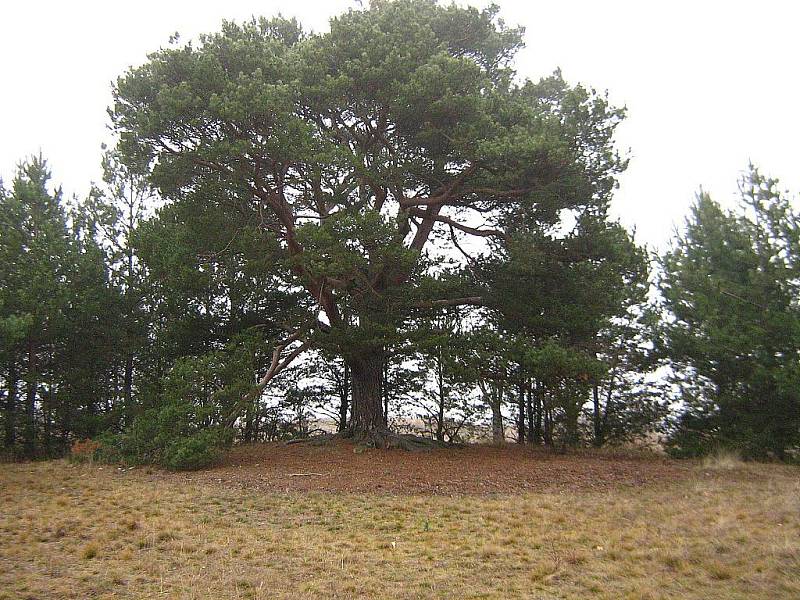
[408,208,506,239]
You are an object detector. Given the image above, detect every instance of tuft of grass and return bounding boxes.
[81,544,98,560]
[702,448,745,470]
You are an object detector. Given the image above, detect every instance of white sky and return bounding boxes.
[1,0,798,249]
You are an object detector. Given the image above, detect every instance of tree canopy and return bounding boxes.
[110,0,630,444]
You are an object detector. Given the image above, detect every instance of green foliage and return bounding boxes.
[162,430,224,471]
[661,166,800,459]
[0,155,124,456]
[97,402,228,470]
[108,0,632,438]
[97,338,256,469]
[2,2,668,454]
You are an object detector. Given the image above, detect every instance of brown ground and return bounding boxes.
[2,445,798,599]
[166,440,692,495]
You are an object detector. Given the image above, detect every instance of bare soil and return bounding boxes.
[166,440,692,495]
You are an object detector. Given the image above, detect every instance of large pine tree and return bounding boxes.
[110,0,629,446]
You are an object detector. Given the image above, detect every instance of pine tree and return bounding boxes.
[660,166,800,458]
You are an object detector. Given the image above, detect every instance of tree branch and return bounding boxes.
[408,208,506,239]
[414,296,486,309]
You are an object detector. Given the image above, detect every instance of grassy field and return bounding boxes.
[1,447,798,599]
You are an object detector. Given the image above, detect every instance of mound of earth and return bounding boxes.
[165,440,690,495]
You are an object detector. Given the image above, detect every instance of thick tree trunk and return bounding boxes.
[348,354,386,439]
[343,350,436,451]
[5,356,18,450]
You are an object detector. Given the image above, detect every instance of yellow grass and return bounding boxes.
[1,459,798,599]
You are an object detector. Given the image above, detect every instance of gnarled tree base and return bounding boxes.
[286,428,447,452]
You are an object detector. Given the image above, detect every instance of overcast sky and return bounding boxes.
[1,0,797,249]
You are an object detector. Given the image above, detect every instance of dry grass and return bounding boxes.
[701,447,745,470]
[0,455,798,599]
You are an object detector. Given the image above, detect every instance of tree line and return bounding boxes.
[1,0,798,467]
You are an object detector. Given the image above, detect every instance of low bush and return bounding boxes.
[97,402,231,471]
[69,438,101,463]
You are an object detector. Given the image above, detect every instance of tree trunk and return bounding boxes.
[564,397,580,447]
[5,356,18,450]
[24,340,37,457]
[348,354,387,440]
[381,361,389,427]
[516,381,526,444]
[43,383,52,457]
[123,352,134,426]
[543,400,553,447]
[243,403,253,443]
[435,359,445,442]
[490,388,504,444]
[592,384,603,447]
[337,364,350,433]
[526,380,536,445]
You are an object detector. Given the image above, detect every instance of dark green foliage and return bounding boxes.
[2,1,748,464]
[661,166,800,459]
[98,403,228,470]
[163,430,223,471]
[108,0,635,437]
[0,156,123,457]
[98,338,253,469]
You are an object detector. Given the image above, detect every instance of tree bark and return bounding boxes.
[24,340,37,457]
[516,380,526,444]
[593,384,603,447]
[381,361,389,427]
[123,352,134,426]
[563,390,580,447]
[4,356,18,450]
[490,387,504,444]
[348,354,387,440]
[526,381,533,444]
[543,400,553,447]
[435,358,445,442]
[43,383,52,457]
[243,403,253,443]
[336,363,350,433]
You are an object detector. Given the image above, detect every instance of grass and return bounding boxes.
[701,447,745,470]
[0,458,798,599]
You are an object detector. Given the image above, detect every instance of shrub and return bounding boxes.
[97,401,232,471]
[97,345,252,470]
[69,438,101,463]
[163,430,221,471]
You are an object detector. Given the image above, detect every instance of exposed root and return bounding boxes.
[350,428,447,452]
[285,428,455,451]
[284,432,341,446]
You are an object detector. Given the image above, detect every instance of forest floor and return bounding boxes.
[1,443,798,599]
